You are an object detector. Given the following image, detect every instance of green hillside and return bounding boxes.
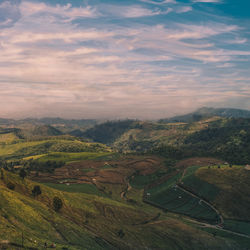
[142,162,250,241]
[1,170,243,249]
[0,138,110,161]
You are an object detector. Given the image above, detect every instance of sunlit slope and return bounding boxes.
[0,132,19,144]
[0,138,111,162]
[0,170,243,249]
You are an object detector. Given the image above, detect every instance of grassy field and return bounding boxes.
[44,182,106,197]
[130,170,167,189]
[37,152,114,163]
[196,165,250,220]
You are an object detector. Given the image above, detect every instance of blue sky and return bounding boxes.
[0,0,249,119]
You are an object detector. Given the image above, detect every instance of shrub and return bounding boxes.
[32,185,42,197]
[53,197,63,212]
[6,182,15,190]
[19,169,27,180]
[0,168,3,180]
[117,229,125,238]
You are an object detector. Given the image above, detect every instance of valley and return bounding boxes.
[0,109,250,249]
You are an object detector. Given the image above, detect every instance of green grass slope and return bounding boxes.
[0,169,244,249]
[0,138,111,162]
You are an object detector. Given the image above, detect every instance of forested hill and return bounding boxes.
[82,120,135,144]
[81,117,250,165]
[182,118,250,164]
[159,107,250,123]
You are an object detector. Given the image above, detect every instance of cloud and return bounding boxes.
[140,0,177,5]
[192,0,221,3]
[176,6,193,13]
[19,1,99,21]
[0,0,21,27]
[98,4,172,18]
[227,38,248,44]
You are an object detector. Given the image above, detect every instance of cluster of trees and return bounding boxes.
[11,140,108,158]
[23,159,65,173]
[183,119,250,164]
[50,141,108,153]
[151,119,250,165]
[83,120,135,144]
[0,159,65,173]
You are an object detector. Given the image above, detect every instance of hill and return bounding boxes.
[31,125,63,137]
[82,120,136,145]
[159,107,250,123]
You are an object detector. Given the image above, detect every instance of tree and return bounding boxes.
[0,168,4,180]
[117,229,125,238]
[32,185,42,197]
[19,169,27,180]
[53,197,63,212]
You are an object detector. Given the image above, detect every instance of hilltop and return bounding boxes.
[159,107,250,123]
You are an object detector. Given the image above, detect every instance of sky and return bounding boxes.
[0,0,249,119]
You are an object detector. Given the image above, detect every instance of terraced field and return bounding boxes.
[147,184,219,224]
[144,162,250,238]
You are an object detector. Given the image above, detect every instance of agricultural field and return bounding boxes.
[36,151,114,163]
[143,161,250,237]
[30,155,165,201]
[145,170,219,224]
[223,220,250,235]
[44,182,106,197]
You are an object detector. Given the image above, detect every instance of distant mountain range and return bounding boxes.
[1,107,250,126]
[159,107,250,123]
[0,117,97,127]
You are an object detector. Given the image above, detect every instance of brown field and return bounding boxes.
[30,155,165,186]
[175,157,224,169]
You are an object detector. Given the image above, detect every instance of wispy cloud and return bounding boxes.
[97,4,173,18]
[192,0,221,3]
[176,6,193,13]
[140,0,177,5]
[20,1,99,21]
